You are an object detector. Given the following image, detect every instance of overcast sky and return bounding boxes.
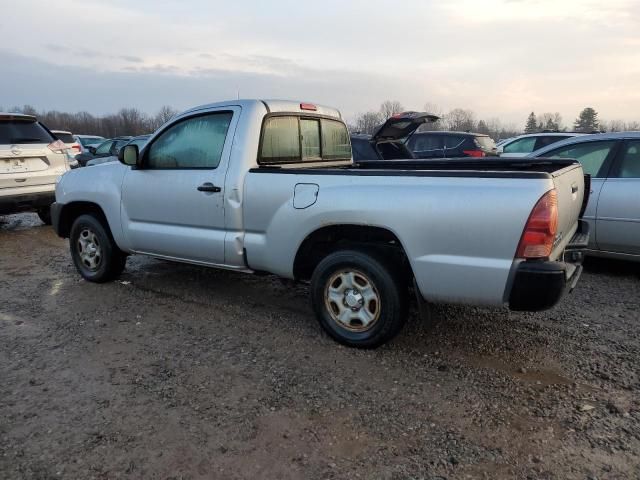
[2,0,639,126]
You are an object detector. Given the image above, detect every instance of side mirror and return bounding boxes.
[119,144,139,167]
[88,146,96,155]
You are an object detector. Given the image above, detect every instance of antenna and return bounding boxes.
[237,89,240,100]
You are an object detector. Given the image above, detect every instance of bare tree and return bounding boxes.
[151,106,179,130]
[421,102,445,131]
[379,100,404,120]
[353,111,383,135]
[445,108,476,132]
[539,112,563,131]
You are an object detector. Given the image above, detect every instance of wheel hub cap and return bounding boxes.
[324,270,381,332]
[345,289,364,309]
[77,228,102,271]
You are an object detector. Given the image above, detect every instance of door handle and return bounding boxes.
[197,182,221,193]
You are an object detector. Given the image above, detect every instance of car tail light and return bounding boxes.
[463,149,485,157]
[72,144,81,152]
[516,189,558,259]
[300,103,317,111]
[48,139,68,153]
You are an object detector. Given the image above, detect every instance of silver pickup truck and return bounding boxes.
[51,99,589,348]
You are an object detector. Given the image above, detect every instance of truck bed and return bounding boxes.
[251,157,582,179]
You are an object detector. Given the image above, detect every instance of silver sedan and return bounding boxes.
[529,132,640,261]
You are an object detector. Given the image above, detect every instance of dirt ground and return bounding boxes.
[1,213,639,480]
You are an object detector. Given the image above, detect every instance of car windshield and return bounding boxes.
[129,137,150,149]
[0,120,54,144]
[78,136,104,146]
[55,132,75,143]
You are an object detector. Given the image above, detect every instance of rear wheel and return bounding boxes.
[70,214,126,282]
[310,250,408,348]
[37,207,52,225]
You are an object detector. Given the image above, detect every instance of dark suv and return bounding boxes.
[407,132,497,159]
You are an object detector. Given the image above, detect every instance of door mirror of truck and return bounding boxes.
[119,144,139,167]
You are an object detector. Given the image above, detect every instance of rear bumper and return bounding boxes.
[508,220,589,311]
[0,190,55,214]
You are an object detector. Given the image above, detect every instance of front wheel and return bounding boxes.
[69,214,126,282]
[310,250,408,348]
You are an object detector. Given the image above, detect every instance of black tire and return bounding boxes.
[310,249,408,348]
[37,207,52,225]
[69,214,126,282]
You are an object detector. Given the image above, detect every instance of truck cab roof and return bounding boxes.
[181,99,342,120]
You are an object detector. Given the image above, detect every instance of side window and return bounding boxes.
[535,136,568,150]
[409,135,443,152]
[444,135,465,149]
[545,141,616,177]
[503,137,537,154]
[616,141,640,178]
[259,116,351,163]
[147,112,232,169]
[95,141,113,155]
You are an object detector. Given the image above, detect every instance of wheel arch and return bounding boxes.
[57,201,112,239]
[292,224,414,282]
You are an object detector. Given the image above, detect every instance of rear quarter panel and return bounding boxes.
[243,171,554,306]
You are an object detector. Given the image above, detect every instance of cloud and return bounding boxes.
[2,0,639,124]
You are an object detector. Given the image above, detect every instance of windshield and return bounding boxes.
[0,120,54,144]
[55,132,75,143]
[78,136,104,146]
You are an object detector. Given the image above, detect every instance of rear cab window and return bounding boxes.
[0,118,54,145]
[259,115,351,164]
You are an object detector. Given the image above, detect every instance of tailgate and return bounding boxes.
[549,163,586,259]
[0,145,65,189]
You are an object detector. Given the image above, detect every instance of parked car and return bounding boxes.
[51,130,82,156]
[51,99,588,348]
[351,112,439,161]
[529,132,640,261]
[74,135,105,154]
[86,135,151,166]
[407,131,497,159]
[75,136,131,167]
[0,112,73,223]
[498,133,584,158]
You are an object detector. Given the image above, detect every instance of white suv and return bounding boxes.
[0,113,71,224]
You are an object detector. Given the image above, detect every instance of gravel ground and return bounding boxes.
[1,212,639,480]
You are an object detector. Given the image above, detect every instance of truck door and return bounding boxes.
[120,107,239,264]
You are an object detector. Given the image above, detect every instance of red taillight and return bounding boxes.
[516,189,558,259]
[463,149,485,157]
[72,144,81,152]
[48,139,68,153]
[300,103,317,111]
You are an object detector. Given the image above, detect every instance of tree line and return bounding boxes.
[353,102,640,140]
[4,102,639,141]
[1,104,179,138]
